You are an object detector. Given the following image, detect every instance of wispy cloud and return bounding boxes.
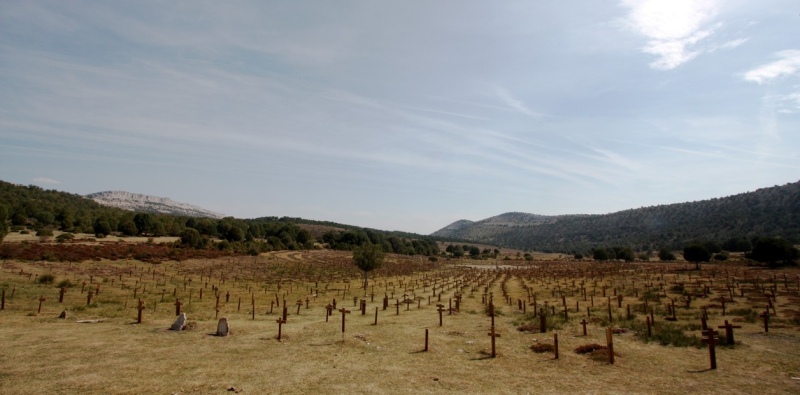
[743,50,800,84]
[619,0,725,70]
[33,177,60,185]
[491,85,546,118]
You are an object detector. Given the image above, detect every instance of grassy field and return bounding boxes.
[1,250,799,394]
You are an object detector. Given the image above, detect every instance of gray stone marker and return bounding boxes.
[170,313,187,331]
[216,317,229,336]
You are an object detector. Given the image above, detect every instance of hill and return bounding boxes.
[86,191,224,219]
[432,181,800,253]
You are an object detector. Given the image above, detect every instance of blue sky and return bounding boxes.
[1,1,799,234]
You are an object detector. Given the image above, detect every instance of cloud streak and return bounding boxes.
[619,0,724,69]
[743,50,800,84]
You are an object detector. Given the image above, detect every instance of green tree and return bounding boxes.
[469,246,481,257]
[0,204,8,242]
[93,220,112,238]
[353,244,385,289]
[613,247,635,262]
[180,228,203,249]
[593,248,609,261]
[119,221,138,236]
[658,248,675,261]
[35,211,55,227]
[683,244,711,269]
[749,238,799,268]
[452,245,465,258]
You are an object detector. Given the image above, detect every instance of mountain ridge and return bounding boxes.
[86,191,225,219]
[432,181,800,252]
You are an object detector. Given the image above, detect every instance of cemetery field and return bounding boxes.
[1,250,800,394]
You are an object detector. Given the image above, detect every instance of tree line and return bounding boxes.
[0,181,440,257]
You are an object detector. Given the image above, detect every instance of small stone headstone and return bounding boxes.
[58,310,67,319]
[216,317,229,336]
[170,313,187,331]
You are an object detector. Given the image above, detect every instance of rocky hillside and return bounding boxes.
[432,181,800,253]
[86,191,224,219]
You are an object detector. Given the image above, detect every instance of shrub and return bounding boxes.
[56,279,74,288]
[575,344,607,354]
[56,233,75,243]
[37,274,55,284]
[530,343,554,353]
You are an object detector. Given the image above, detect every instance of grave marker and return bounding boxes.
[276,317,286,340]
[718,320,741,345]
[216,317,229,336]
[170,313,186,331]
[339,307,351,340]
[487,325,501,358]
[760,309,770,333]
[701,329,719,369]
[137,298,144,323]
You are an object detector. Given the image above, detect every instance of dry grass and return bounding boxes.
[1,253,799,394]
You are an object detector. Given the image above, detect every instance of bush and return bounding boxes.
[629,319,702,348]
[658,249,676,261]
[56,279,74,288]
[37,274,55,284]
[36,228,54,237]
[56,233,75,243]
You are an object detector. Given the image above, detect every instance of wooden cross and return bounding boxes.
[38,295,46,314]
[760,308,770,333]
[436,304,445,327]
[701,329,719,369]
[395,299,401,315]
[137,298,145,323]
[86,291,93,306]
[276,317,286,341]
[487,326,501,358]
[296,299,303,315]
[325,304,333,322]
[339,307,351,339]
[539,309,547,333]
[717,320,741,345]
[580,319,587,336]
[1,289,5,310]
[554,333,559,359]
[59,287,66,303]
[175,299,182,316]
[606,327,615,365]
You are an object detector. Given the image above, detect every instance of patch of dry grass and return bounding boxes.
[1,254,799,394]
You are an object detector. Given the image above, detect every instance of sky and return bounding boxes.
[1,1,799,235]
